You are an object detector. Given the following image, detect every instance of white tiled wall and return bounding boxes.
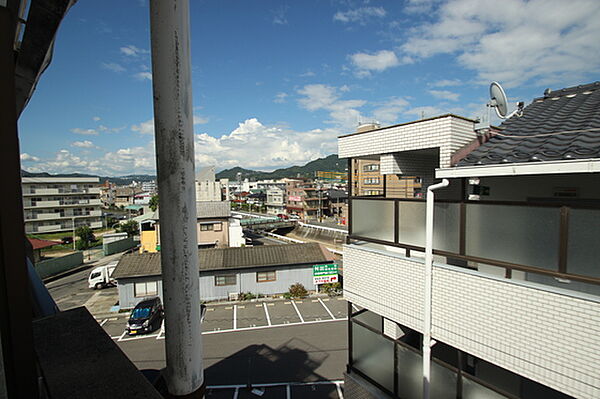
[343,244,600,398]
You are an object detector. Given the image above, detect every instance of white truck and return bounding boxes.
[88,262,118,289]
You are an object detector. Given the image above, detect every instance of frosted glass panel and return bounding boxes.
[352,199,394,242]
[397,202,460,252]
[352,323,394,392]
[568,209,600,278]
[463,376,507,399]
[398,202,426,247]
[465,204,559,270]
[396,345,457,399]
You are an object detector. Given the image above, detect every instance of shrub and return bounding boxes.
[320,282,342,296]
[288,283,308,299]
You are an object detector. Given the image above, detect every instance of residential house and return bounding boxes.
[285,179,329,220]
[114,186,142,208]
[114,242,336,307]
[339,83,600,398]
[22,177,102,234]
[139,201,244,252]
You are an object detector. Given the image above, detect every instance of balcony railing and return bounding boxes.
[349,197,600,289]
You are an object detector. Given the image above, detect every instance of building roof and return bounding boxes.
[458,82,600,166]
[152,201,231,220]
[112,243,335,279]
[28,238,60,250]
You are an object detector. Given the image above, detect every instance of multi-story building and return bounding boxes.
[141,180,157,194]
[285,179,329,220]
[339,84,600,399]
[196,166,223,202]
[114,186,142,208]
[266,186,286,215]
[352,158,423,198]
[22,177,102,234]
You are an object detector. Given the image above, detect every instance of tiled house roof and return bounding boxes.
[458,82,600,166]
[112,243,335,279]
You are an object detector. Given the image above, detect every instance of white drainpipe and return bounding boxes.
[423,179,449,399]
[149,0,204,397]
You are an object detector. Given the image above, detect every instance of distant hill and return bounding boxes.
[21,170,156,186]
[216,154,345,180]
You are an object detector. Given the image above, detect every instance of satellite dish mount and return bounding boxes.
[487,81,524,124]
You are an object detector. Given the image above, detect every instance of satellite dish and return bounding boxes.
[489,81,508,118]
[487,81,524,121]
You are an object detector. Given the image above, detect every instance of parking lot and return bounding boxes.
[99,297,350,343]
[205,381,344,398]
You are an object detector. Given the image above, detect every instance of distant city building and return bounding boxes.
[195,166,222,202]
[22,177,102,233]
[141,180,157,194]
[285,179,329,221]
[114,187,143,208]
[266,187,286,215]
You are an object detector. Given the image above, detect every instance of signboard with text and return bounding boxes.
[313,263,338,285]
[288,195,302,202]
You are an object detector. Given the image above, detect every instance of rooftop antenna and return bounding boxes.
[487,81,524,125]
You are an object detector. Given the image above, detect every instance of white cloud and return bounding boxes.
[71,127,98,135]
[333,7,386,24]
[101,62,125,73]
[195,118,336,170]
[71,140,95,148]
[297,84,366,128]
[349,50,408,77]
[401,0,600,87]
[274,92,288,103]
[20,153,40,162]
[131,119,155,135]
[98,125,124,133]
[428,89,460,101]
[403,106,445,119]
[120,45,149,57]
[272,6,289,25]
[372,97,410,124]
[430,79,461,87]
[134,72,152,81]
[193,115,209,125]
[92,116,101,121]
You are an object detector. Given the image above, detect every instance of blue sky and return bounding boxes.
[18,0,600,175]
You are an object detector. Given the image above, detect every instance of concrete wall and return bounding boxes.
[35,252,84,279]
[103,237,136,256]
[343,244,600,398]
[117,264,318,307]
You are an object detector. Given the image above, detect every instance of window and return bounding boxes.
[364,178,380,185]
[256,271,276,282]
[362,190,382,196]
[363,164,379,172]
[215,274,236,286]
[200,223,214,231]
[134,281,158,297]
[214,222,223,232]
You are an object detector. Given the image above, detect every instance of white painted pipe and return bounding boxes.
[423,179,449,399]
[149,0,203,396]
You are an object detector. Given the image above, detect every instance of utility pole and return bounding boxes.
[149,0,204,397]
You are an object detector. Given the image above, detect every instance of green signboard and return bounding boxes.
[313,263,338,284]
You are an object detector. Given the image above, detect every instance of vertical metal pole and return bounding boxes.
[423,179,449,399]
[149,1,204,397]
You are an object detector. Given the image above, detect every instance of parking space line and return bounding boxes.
[99,319,108,326]
[120,333,160,342]
[233,387,238,399]
[263,302,271,326]
[201,317,346,335]
[286,384,291,399]
[116,330,127,342]
[290,301,304,323]
[233,305,237,330]
[207,380,344,389]
[335,382,344,399]
[267,303,274,306]
[318,298,335,319]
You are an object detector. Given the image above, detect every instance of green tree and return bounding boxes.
[149,194,159,212]
[288,283,308,299]
[118,220,139,237]
[75,225,95,250]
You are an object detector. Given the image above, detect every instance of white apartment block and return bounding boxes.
[22,177,102,234]
[339,110,600,399]
[265,186,285,215]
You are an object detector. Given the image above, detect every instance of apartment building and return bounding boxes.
[339,84,600,399]
[22,177,102,234]
[352,158,423,198]
[286,179,329,220]
[265,186,286,215]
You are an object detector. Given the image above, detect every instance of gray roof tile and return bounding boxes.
[458,81,600,166]
[112,243,335,280]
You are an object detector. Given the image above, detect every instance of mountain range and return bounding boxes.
[21,154,345,185]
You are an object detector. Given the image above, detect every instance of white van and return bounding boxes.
[88,262,118,289]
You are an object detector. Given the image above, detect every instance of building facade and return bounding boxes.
[22,177,102,234]
[266,186,286,215]
[286,179,329,220]
[339,101,600,399]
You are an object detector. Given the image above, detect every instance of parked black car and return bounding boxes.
[126,297,163,335]
[61,236,73,245]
